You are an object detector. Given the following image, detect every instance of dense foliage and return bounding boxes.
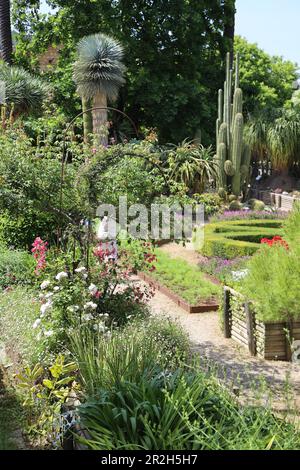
[235,36,298,116]
[12,0,236,144]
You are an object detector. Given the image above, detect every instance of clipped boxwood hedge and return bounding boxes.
[198,219,283,259]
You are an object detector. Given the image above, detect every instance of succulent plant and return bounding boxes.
[229,200,243,211]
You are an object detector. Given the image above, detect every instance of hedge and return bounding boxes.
[198,219,283,259]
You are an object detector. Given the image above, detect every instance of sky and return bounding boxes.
[236,0,299,67]
[40,0,299,67]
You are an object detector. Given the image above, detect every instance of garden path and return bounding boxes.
[141,242,300,412]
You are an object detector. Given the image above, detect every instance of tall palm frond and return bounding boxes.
[0,63,50,116]
[244,118,269,159]
[267,116,300,170]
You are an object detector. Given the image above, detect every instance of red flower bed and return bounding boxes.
[261,235,289,250]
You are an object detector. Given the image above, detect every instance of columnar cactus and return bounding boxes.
[216,53,251,197]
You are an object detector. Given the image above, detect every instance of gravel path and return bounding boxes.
[143,242,300,411]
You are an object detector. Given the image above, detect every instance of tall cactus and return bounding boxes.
[216,52,251,197]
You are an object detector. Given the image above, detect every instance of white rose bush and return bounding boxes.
[32,241,156,350]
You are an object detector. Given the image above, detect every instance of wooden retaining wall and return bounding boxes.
[223,287,300,361]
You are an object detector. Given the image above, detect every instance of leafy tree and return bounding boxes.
[0,0,13,63]
[235,36,298,116]
[12,0,236,144]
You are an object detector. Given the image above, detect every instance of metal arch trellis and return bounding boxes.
[58,106,139,230]
[57,106,169,268]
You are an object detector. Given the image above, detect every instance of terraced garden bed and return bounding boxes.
[140,251,220,313]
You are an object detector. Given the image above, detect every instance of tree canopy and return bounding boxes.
[12,0,236,144]
[235,36,298,117]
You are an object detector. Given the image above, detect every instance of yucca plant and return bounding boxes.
[0,63,50,118]
[73,33,126,145]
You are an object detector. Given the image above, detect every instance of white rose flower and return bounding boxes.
[40,301,52,316]
[82,313,93,322]
[44,330,54,337]
[45,292,54,299]
[53,286,60,291]
[55,272,68,281]
[40,280,50,290]
[33,318,41,329]
[84,302,97,310]
[93,323,106,332]
[75,266,87,273]
[88,284,98,295]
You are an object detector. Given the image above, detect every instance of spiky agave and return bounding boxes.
[73,33,126,145]
[0,63,50,117]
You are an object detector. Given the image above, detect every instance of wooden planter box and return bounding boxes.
[139,272,219,314]
[223,286,300,361]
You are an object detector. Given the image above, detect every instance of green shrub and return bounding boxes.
[0,248,35,289]
[150,250,220,304]
[240,206,300,322]
[69,317,189,398]
[248,199,265,211]
[229,200,242,211]
[192,193,223,217]
[0,212,56,251]
[199,219,283,259]
[78,368,300,450]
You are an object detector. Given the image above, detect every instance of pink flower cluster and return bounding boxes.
[31,237,48,275]
[93,242,117,262]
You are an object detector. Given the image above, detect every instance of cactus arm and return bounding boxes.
[235,52,240,90]
[231,113,244,196]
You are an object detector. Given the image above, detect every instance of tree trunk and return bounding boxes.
[82,97,92,144]
[0,0,13,64]
[92,93,108,147]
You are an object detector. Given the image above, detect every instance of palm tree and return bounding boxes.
[0,63,50,118]
[0,0,13,63]
[73,33,126,146]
